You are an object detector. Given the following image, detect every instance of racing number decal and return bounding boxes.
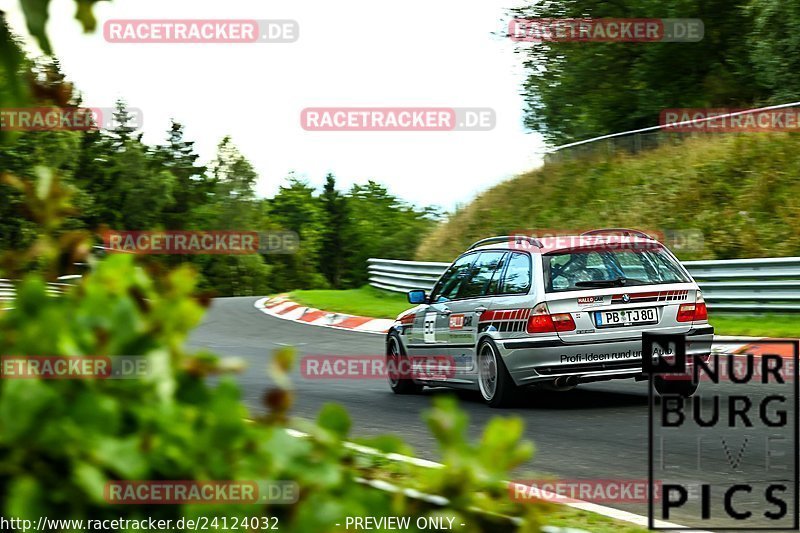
[423,312,437,343]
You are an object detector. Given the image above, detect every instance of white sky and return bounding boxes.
[2,0,545,210]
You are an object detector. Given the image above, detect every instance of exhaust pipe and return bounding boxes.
[553,376,580,388]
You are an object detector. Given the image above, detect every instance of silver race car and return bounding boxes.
[386,229,713,407]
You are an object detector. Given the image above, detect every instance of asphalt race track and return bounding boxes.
[188,297,798,530]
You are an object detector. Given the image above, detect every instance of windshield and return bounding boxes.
[543,246,690,292]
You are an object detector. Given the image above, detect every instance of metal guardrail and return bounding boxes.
[0,245,113,308]
[0,276,80,308]
[368,259,450,294]
[368,257,800,312]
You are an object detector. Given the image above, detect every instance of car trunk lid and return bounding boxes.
[546,283,697,344]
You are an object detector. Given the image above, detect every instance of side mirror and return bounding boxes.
[407,290,427,304]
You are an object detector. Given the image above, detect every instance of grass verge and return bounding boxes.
[415,133,800,262]
[343,431,651,533]
[710,313,799,338]
[545,507,649,532]
[289,285,411,319]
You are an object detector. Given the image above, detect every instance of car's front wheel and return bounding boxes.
[654,376,699,398]
[387,332,423,395]
[477,338,517,408]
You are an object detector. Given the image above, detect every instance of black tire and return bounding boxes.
[386,332,423,395]
[477,338,517,408]
[654,376,699,398]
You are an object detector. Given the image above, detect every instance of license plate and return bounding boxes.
[594,308,657,328]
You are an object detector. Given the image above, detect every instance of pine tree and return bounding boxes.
[156,120,209,229]
[319,173,349,287]
[108,99,139,149]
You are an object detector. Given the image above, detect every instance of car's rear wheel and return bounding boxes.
[387,333,423,395]
[654,376,698,398]
[477,338,517,408]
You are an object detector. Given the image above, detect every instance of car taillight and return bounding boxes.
[676,304,695,322]
[694,290,708,321]
[552,313,577,331]
[677,291,708,322]
[526,303,576,333]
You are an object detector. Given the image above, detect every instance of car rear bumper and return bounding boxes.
[501,325,714,386]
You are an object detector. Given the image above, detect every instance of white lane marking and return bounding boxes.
[281,306,311,320]
[268,301,297,314]
[283,428,707,531]
[354,319,395,331]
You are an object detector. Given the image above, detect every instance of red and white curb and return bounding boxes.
[254,295,394,335]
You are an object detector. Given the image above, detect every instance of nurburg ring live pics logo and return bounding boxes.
[645,333,799,530]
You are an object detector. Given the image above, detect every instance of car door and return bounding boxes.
[407,252,477,357]
[445,251,508,374]
[485,251,535,341]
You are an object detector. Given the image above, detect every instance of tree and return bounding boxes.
[155,120,209,229]
[0,14,33,146]
[0,45,84,251]
[107,99,139,149]
[199,136,260,229]
[268,176,329,290]
[72,127,108,229]
[510,0,766,144]
[342,181,439,287]
[110,144,175,229]
[71,98,174,230]
[318,173,350,287]
[748,0,800,102]
[186,137,273,292]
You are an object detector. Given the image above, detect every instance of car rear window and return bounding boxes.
[543,246,690,293]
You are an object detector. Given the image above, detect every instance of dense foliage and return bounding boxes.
[0,181,544,530]
[510,0,800,143]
